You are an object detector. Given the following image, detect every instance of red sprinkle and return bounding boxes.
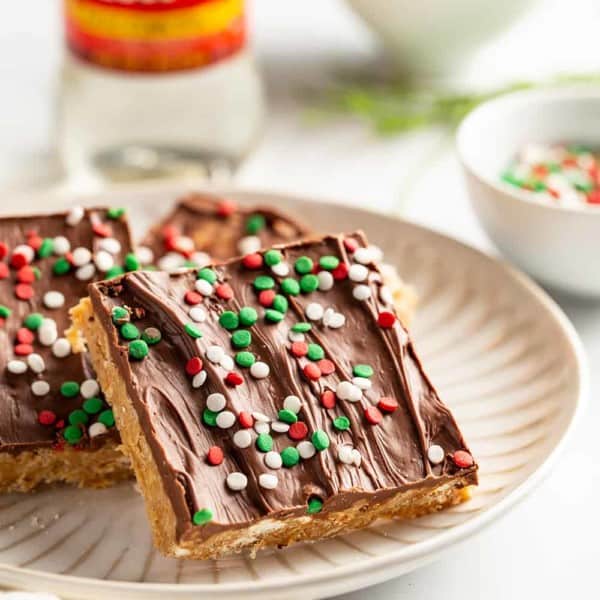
[364,406,383,425]
[27,235,43,251]
[0,242,7,260]
[378,397,398,413]
[216,199,237,217]
[317,359,335,375]
[15,284,34,300]
[14,343,33,356]
[0,263,9,279]
[258,289,275,307]
[173,239,193,258]
[332,262,349,280]
[38,410,56,426]
[225,372,244,387]
[10,252,28,269]
[162,224,178,241]
[238,411,254,428]
[184,290,203,305]
[587,190,600,205]
[288,421,308,440]
[291,341,308,357]
[242,253,263,270]
[215,283,233,300]
[17,266,36,283]
[207,446,224,466]
[163,235,179,252]
[16,328,35,344]
[453,450,474,468]
[185,356,203,376]
[92,222,112,238]
[377,311,396,328]
[344,237,359,253]
[303,363,321,381]
[0,318,5,328]
[320,390,336,409]
[55,419,65,430]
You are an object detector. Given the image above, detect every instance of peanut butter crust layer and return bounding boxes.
[76,231,476,558]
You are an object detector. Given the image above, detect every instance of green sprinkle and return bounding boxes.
[0,305,11,318]
[120,322,140,340]
[142,327,162,345]
[193,508,213,526]
[106,265,125,279]
[311,430,330,451]
[198,268,217,284]
[333,415,351,431]
[98,409,115,427]
[68,409,89,426]
[300,274,319,293]
[265,309,285,323]
[111,306,130,324]
[272,294,288,313]
[107,207,126,219]
[64,425,82,445]
[246,213,266,234]
[60,381,80,398]
[219,311,239,330]
[281,446,300,467]
[185,323,203,339]
[307,343,324,361]
[129,339,149,360]
[295,256,313,274]
[307,497,324,514]
[264,249,282,266]
[500,171,523,188]
[32,267,41,280]
[124,253,140,271]
[53,257,71,275]
[24,313,43,330]
[182,260,197,269]
[38,238,54,258]
[254,275,275,291]
[292,322,311,333]
[256,433,273,452]
[319,255,340,270]
[281,278,300,296]
[353,364,374,378]
[235,351,255,367]
[231,329,251,348]
[278,409,298,424]
[83,397,103,415]
[203,408,218,427]
[239,306,258,327]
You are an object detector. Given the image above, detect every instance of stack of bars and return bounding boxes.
[1,193,476,560]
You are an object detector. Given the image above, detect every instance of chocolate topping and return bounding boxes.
[89,232,476,543]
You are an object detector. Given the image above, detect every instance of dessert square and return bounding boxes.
[73,231,476,559]
[0,207,135,491]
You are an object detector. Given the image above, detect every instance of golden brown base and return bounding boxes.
[73,297,471,560]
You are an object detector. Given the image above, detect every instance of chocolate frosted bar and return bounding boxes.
[73,232,476,559]
[0,207,134,491]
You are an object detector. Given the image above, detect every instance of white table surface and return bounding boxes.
[1,1,599,599]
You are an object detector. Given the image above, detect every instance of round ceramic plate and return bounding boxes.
[0,186,587,600]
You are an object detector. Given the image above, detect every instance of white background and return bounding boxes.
[1,1,600,598]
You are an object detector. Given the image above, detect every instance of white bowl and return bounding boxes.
[457,86,600,298]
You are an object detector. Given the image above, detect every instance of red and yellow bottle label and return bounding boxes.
[64,0,245,72]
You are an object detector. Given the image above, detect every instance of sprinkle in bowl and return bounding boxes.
[456,86,600,298]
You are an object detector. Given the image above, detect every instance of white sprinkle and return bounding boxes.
[352,377,372,390]
[305,302,324,321]
[368,245,383,262]
[283,395,302,414]
[189,306,207,323]
[94,250,114,272]
[26,353,45,374]
[195,278,214,296]
[353,284,371,301]
[38,319,58,346]
[351,448,362,466]
[318,271,334,291]
[206,346,225,364]
[216,410,236,429]
[158,252,184,273]
[13,244,34,264]
[135,246,154,265]
[252,411,270,423]
[227,472,248,491]
[178,236,196,254]
[31,380,50,396]
[354,247,375,264]
[428,444,445,465]
[81,379,100,399]
[259,473,278,490]
[254,421,270,434]
[192,371,207,388]
[336,381,362,402]
[220,355,234,371]
[265,451,282,469]
[323,308,345,329]
[43,291,65,309]
[71,246,92,266]
[89,422,108,438]
[250,361,270,379]
[191,251,211,268]
[52,236,71,256]
[297,441,316,459]
[271,420,290,433]
[379,285,393,305]
[238,235,261,255]
[233,430,253,449]
[52,338,71,358]
[338,445,354,464]
[271,261,289,277]
[99,237,122,255]
[349,264,369,282]
[207,393,226,412]
[7,360,27,374]
[66,205,84,226]
[75,263,96,281]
